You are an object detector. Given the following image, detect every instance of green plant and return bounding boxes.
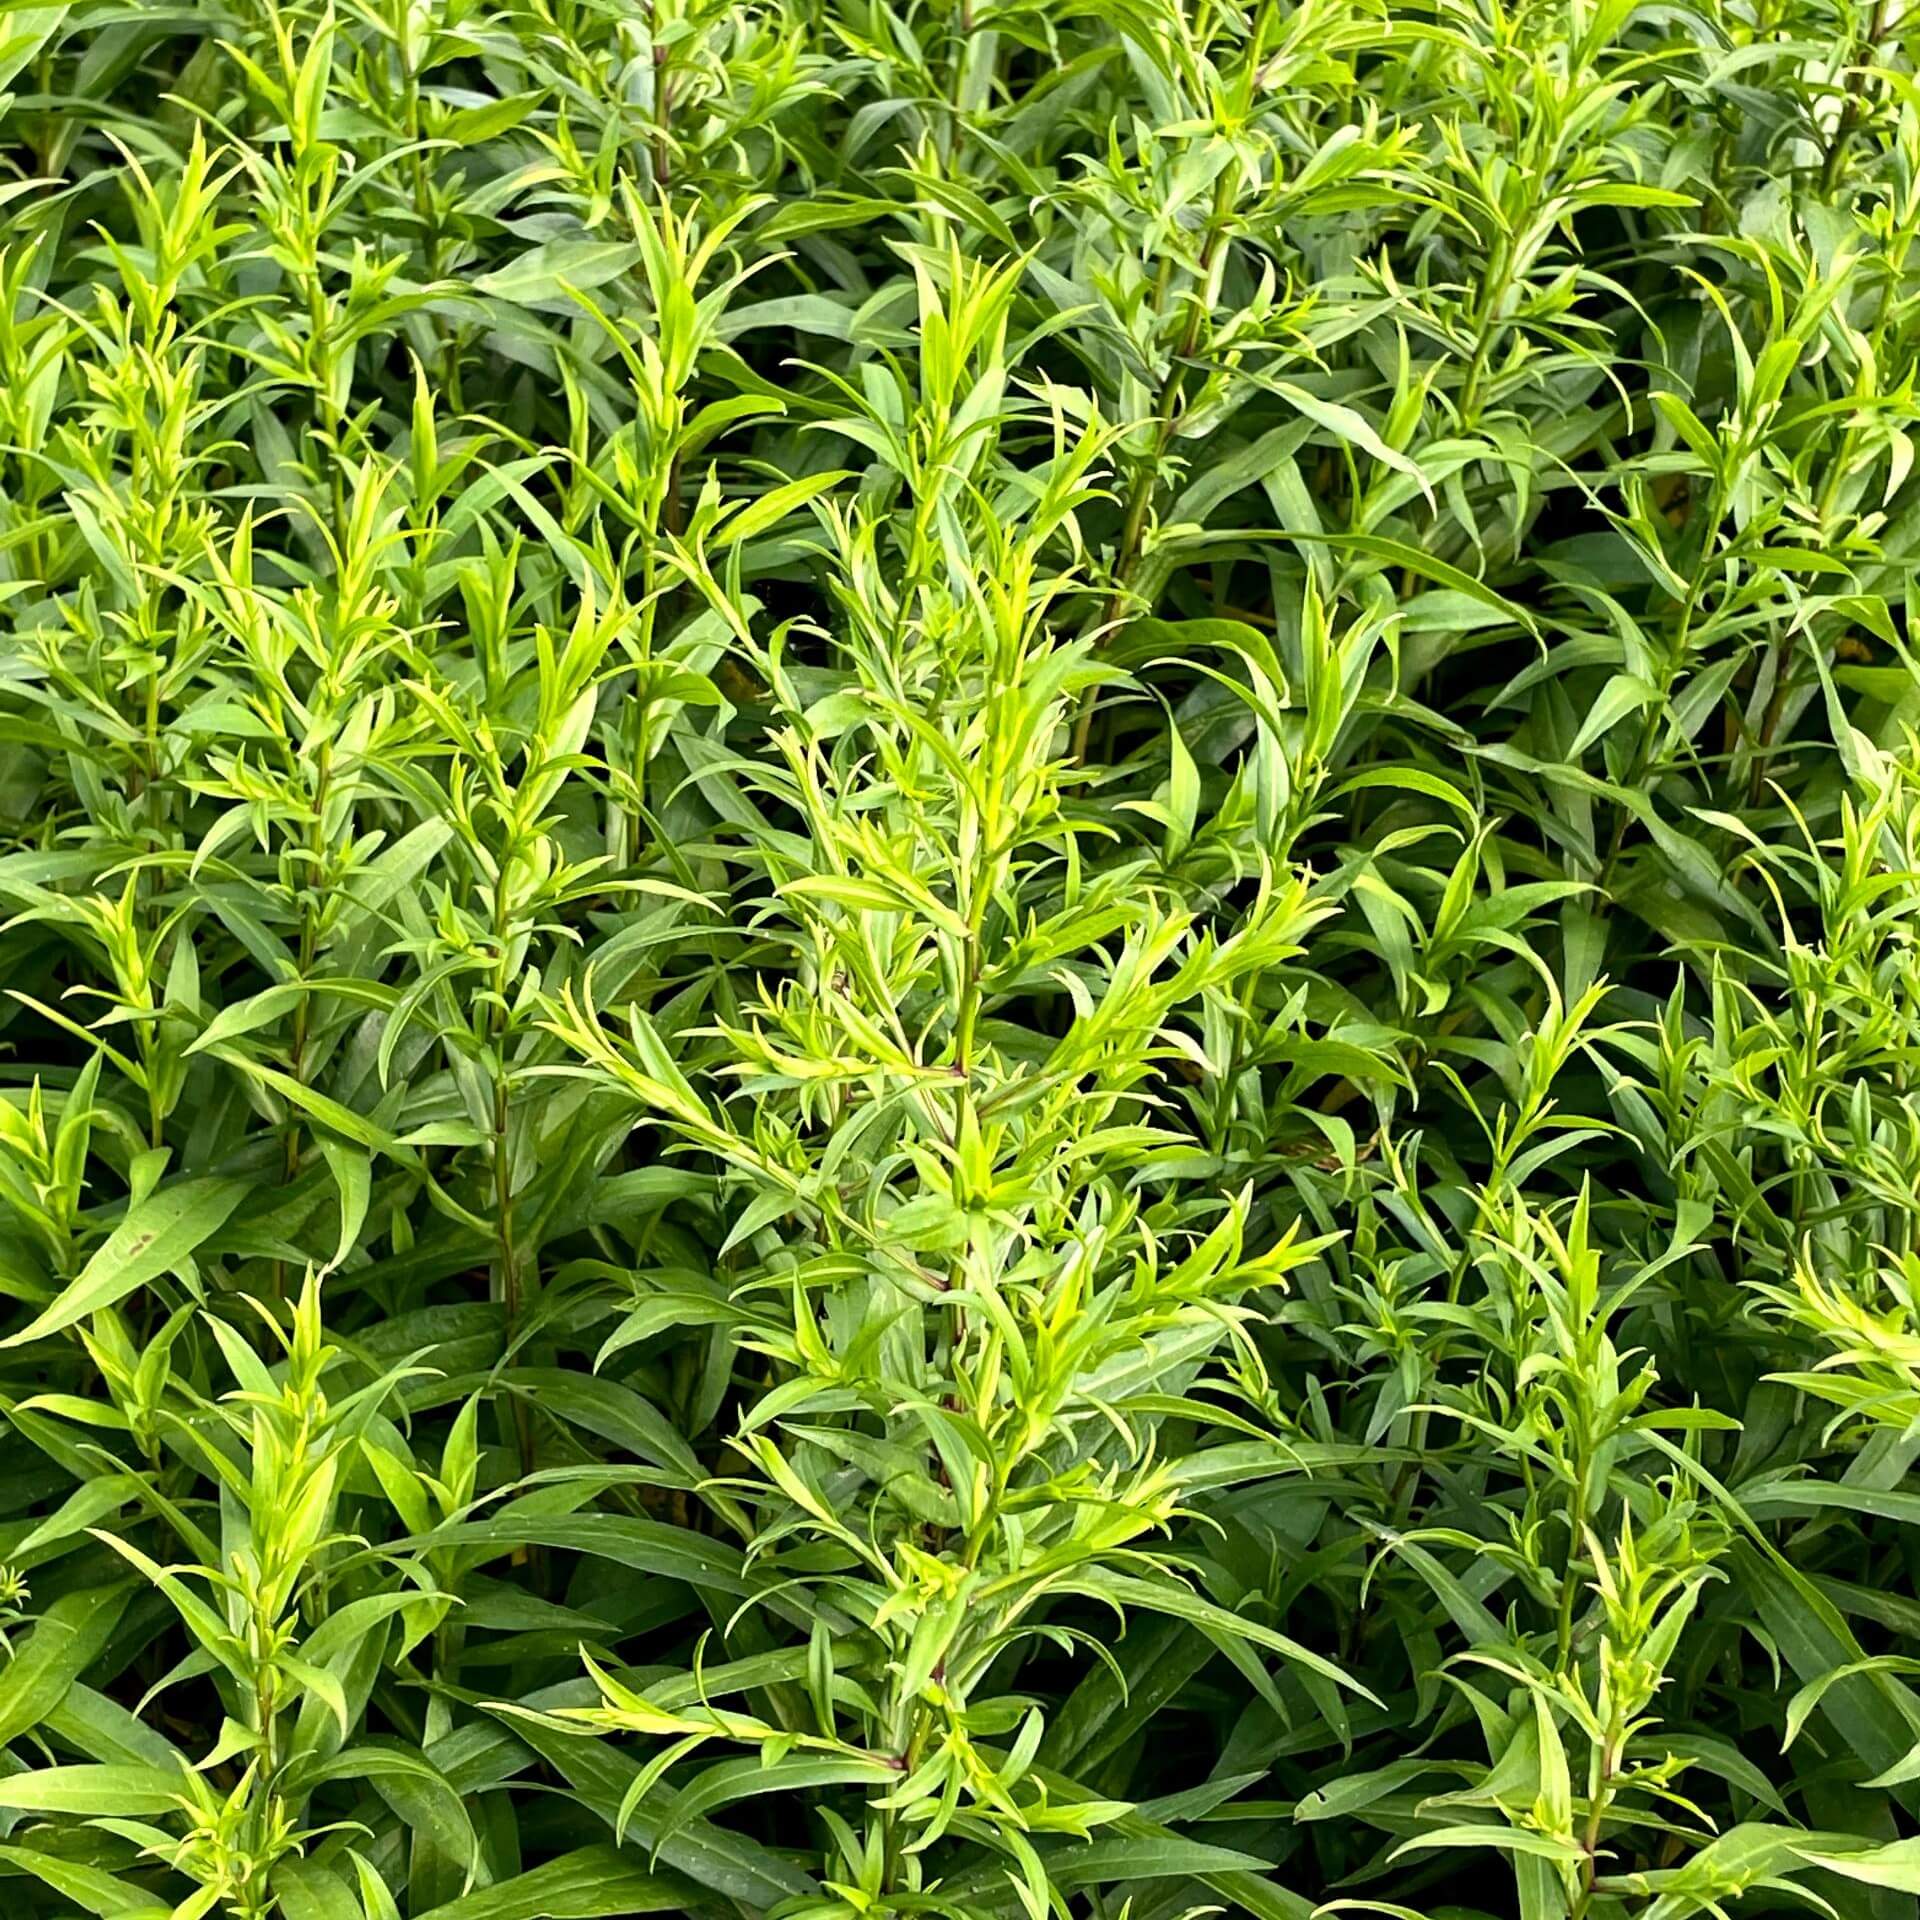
[6,1,1920,1917]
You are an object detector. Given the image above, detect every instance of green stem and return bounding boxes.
[1069,182,1232,760]
[1556,1450,1591,1669]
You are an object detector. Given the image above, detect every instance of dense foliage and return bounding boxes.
[8,1,1920,1917]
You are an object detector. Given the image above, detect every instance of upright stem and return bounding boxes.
[650,0,672,199]
[1071,178,1233,760]
[1456,232,1514,433]
[1750,238,1908,805]
[1819,0,1891,197]
[490,855,534,1478]
[1571,1729,1619,1918]
[1556,1450,1590,1669]
[285,738,331,1186]
[400,21,440,283]
[1596,477,1725,894]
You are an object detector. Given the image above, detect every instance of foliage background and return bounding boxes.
[4,0,1920,1916]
